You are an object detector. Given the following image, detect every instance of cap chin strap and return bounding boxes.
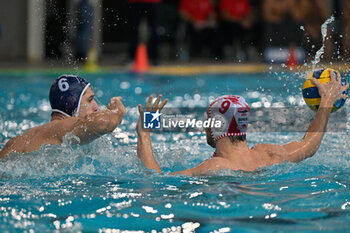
[214,132,246,141]
[51,109,72,117]
[74,83,90,117]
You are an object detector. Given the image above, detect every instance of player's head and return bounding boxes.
[49,75,98,117]
[206,95,250,148]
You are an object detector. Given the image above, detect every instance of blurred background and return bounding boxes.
[0,0,349,69]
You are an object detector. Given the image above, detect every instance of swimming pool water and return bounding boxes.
[0,72,349,232]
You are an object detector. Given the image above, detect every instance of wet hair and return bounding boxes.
[228,135,246,144]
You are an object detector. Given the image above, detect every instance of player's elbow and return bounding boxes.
[289,152,315,163]
[302,139,321,160]
[0,138,15,158]
[288,141,319,163]
[304,146,320,160]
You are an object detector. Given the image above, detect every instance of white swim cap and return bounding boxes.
[208,95,250,141]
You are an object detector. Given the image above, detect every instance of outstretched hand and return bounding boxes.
[311,70,349,105]
[136,95,168,136]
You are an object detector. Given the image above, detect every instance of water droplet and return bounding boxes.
[135,87,142,95]
[120,82,130,89]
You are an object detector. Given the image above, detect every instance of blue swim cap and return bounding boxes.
[49,75,90,117]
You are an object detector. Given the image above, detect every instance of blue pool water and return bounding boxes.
[0,71,349,232]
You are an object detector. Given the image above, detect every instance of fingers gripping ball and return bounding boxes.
[302,68,348,112]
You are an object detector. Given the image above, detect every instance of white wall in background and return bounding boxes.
[27,0,45,62]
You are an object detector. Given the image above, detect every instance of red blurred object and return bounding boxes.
[128,0,162,3]
[219,0,251,20]
[179,0,215,22]
[133,44,149,73]
[286,46,298,68]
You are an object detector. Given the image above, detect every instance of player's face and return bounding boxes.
[78,87,99,117]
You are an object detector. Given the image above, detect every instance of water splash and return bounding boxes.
[0,135,144,179]
[312,16,335,69]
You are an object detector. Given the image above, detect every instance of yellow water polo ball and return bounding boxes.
[302,68,348,112]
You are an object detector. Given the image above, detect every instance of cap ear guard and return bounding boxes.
[208,95,250,141]
[73,83,91,116]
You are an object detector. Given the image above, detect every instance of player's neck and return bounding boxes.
[215,137,249,160]
[51,113,68,121]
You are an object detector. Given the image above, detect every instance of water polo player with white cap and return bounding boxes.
[206,95,250,151]
[137,72,349,175]
[0,74,127,158]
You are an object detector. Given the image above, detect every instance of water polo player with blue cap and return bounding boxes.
[0,74,127,158]
[50,75,92,117]
[137,72,349,175]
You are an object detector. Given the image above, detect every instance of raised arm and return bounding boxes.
[136,95,167,173]
[71,97,126,144]
[282,71,349,162]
